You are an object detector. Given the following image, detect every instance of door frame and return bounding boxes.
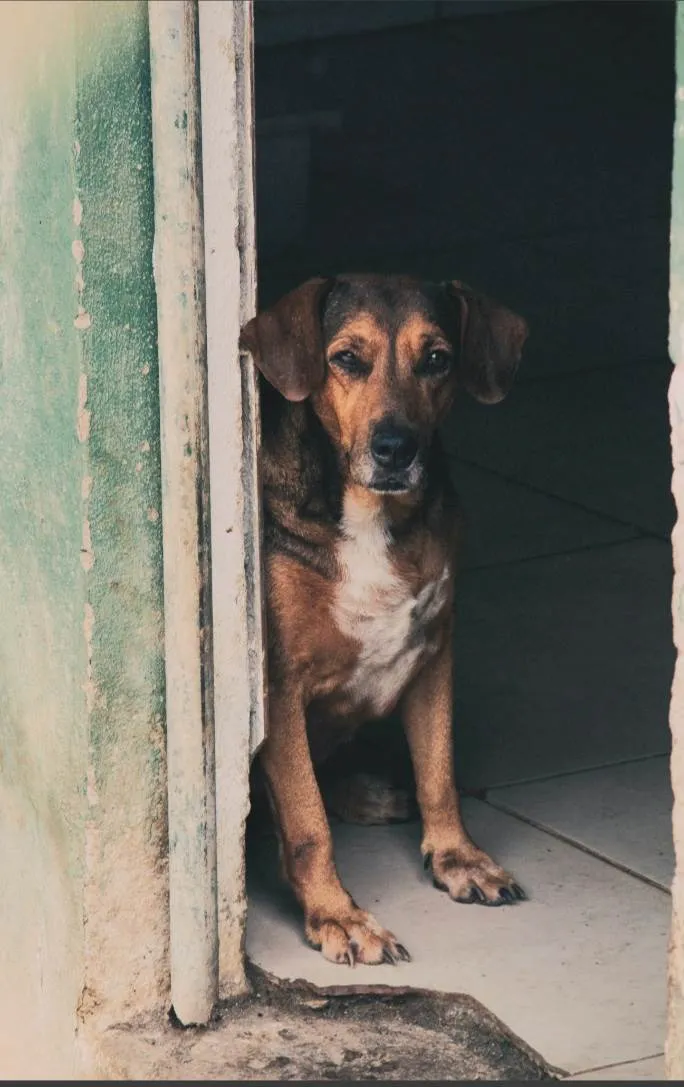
[151,5,684,1073]
[149,0,263,1025]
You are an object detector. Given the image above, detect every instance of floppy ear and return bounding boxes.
[239,278,332,402]
[447,281,528,404]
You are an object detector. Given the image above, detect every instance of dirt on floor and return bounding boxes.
[96,962,559,1080]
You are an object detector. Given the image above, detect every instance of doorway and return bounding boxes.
[245,2,676,1076]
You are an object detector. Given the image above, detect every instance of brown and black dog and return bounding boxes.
[240,274,528,967]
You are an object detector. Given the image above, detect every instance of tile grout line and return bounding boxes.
[451,453,672,541]
[482,797,672,895]
[564,1051,665,1079]
[460,533,648,573]
[479,750,671,792]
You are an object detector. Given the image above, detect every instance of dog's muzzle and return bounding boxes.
[369,418,421,493]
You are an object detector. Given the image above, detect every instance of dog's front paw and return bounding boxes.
[425,846,526,906]
[304,905,411,966]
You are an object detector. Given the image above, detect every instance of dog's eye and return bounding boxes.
[330,350,370,378]
[416,348,452,377]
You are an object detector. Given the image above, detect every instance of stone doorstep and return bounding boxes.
[91,964,559,1081]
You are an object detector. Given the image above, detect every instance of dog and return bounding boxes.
[240,274,528,967]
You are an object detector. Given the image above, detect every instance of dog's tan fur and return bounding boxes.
[241,275,528,966]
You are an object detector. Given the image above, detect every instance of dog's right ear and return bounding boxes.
[239,278,332,402]
[446,281,528,405]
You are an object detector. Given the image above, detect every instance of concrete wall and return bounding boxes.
[0,2,168,1075]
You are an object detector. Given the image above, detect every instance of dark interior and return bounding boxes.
[253,0,676,790]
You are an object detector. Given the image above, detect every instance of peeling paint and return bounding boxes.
[82,602,96,715]
[81,518,94,571]
[86,762,98,808]
[77,373,91,443]
[84,601,94,657]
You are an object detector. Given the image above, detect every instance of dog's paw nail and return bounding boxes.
[346,942,358,968]
[382,946,397,965]
[432,877,447,893]
[498,886,514,904]
[512,883,526,900]
[396,943,412,962]
[423,852,432,871]
[462,887,480,903]
[457,886,484,904]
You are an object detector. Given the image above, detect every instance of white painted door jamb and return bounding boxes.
[198,0,266,1000]
[149,0,263,1024]
[149,0,218,1027]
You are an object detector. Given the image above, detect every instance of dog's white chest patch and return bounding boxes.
[333,494,449,718]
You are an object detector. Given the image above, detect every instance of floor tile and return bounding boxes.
[489,757,673,891]
[246,800,669,1074]
[449,461,638,570]
[568,1054,664,1080]
[451,539,673,789]
[443,361,675,537]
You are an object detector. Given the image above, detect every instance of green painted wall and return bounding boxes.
[0,2,168,1074]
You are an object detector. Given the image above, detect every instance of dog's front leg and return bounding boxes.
[401,629,525,906]
[259,686,411,964]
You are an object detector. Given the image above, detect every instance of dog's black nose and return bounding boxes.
[370,420,419,470]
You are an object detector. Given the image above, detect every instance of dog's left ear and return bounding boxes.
[239,278,332,402]
[446,281,529,404]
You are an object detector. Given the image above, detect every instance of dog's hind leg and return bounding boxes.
[316,717,419,825]
[322,771,418,825]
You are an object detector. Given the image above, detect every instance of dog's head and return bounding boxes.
[240,275,528,496]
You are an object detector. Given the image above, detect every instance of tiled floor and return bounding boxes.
[247,790,671,1076]
[446,362,675,538]
[247,360,675,1078]
[249,1,676,1078]
[489,757,674,891]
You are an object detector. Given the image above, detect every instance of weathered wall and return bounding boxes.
[75,0,169,1037]
[669,4,684,1078]
[0,5,87,1075]
[0,2,168,1075]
